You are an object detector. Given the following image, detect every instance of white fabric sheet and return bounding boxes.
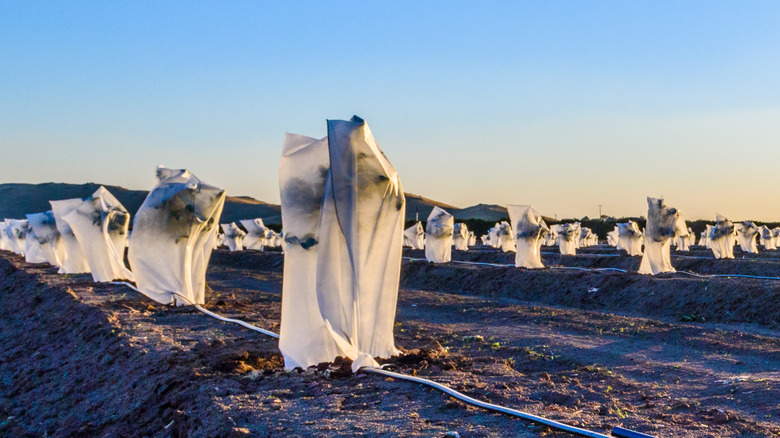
[403,222,425,249]
[240,218,268,251]
[425,207,454,263]
[26,211,64,266]
[552,222,580,255]
[128,168,226,306]
[616,221,643,255]
[507,205,548,268]
[50,198,91,274]
[62,186,133,282]
[709,215,736,259]
[453,223,469,251]
[638,197,687,275]
[220,223,245,251]
[736,221,759,253]
[279,116,405,373]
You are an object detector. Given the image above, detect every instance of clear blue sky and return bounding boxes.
[2,1,780,220]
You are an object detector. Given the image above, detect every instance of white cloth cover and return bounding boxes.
[579,227,596,247]
[638,197,687,275]
[508,205,548,268]
[0,221,10,251]
[673,226,691,251]
[453,223,469,251]
[425,207,454,263]
[26,211,64,266]
[736,221,759,253]
[279,116,405,372]
[403,222,425,249]
[240,218,268,251]
[24,228,49,264]
[468,231,476,247]
[772,227,780,248]
[50,198,91,274]
[497,221,516,252]
[616,221,643,255]
[128,168,226,306]
[709,215,736,259]
[62,186,133,282]
[607,226,619,247]
[552,222,580,255]
[488,224,500,248]
[479,234,488,245]
[220,223,245,251]
[759,225,776,250]
[6,219,29,256]
[544,230,556,246]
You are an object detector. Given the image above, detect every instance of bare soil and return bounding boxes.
[0,245,778,437]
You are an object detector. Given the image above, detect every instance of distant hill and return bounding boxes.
[0,183,508,225]
[452,203,507,222]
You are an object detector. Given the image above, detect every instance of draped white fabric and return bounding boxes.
[128,168,226,306]
[709,214,736,259]
[24,227,49,264]
[453,223,469,251]
[759,225,776,250]
[240,218,268,251]
[607,226,619,247]
[26,211,64,266]
[508,205,548,268]
[0,220,10,251]
[616,221,643,255]
[552,222,580,255]
[638,197,687,275]
[62,186,133,282]
[50,198,91,274]
[736,221,759,253]
[468,231,476,247]
[425,207,454,263]
[497,221,516,252]
[403,222,425,249]
[279,116,405,373]
[6,219,29,256]
[220,223,245,251]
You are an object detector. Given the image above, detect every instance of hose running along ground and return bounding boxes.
[109,279,639,437]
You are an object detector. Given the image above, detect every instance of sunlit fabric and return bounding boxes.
[736,221,759,253]
[62,186,133,282]
[616,221,643,256]
[50,198,91,274]
[279,116,405,373]
[508,205,548,269]
[453,223,469,251]
[128,168,225,306]
[759,225,776,250]
[638,197,687,275]
[425,207,454,263]
[552,222,580,255]
[709,214,736,259]
[403,222,425,249]
[240,218,269,251]
[6,219,29,256]
[496,221,515,252]
[26,211,64,266]
[220,222,245,251]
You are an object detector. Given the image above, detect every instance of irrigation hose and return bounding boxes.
[112,282,280,339]
[110,281,639,437]
[360,367,613,438]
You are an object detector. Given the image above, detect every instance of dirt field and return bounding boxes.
[1,245,778,437]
